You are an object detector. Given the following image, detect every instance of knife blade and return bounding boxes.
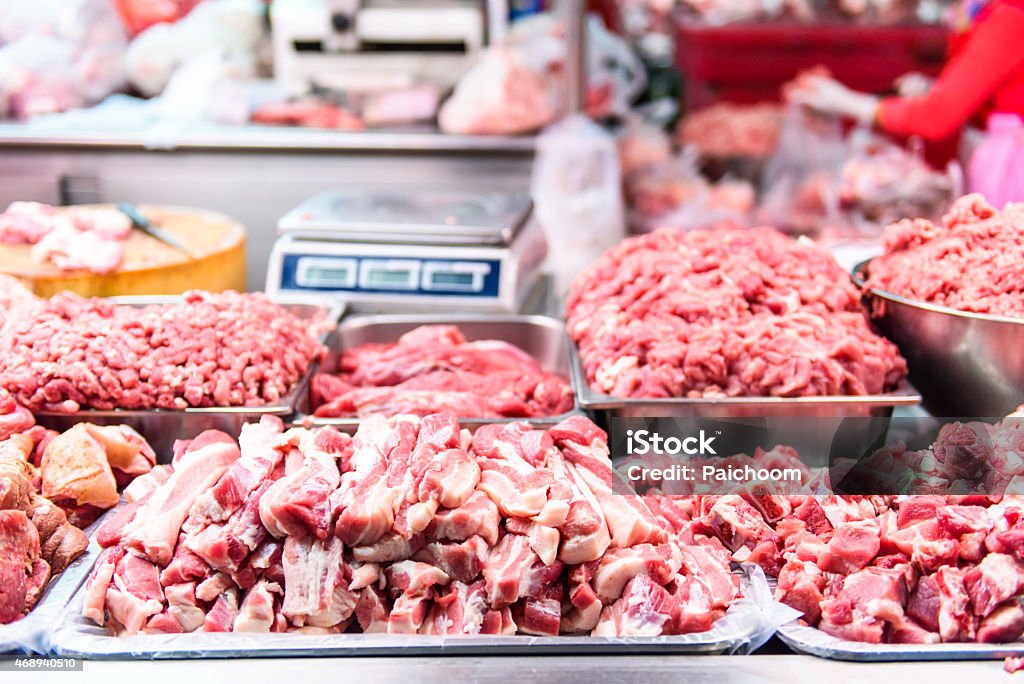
[117,203,195,257]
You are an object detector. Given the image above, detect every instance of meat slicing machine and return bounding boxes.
[266,188,548,313]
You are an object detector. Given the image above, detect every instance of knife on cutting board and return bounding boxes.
[117,203,195,257]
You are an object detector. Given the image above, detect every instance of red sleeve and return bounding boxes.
[878,2,1024,141]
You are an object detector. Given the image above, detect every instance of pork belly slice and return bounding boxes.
[413,536,489,584]
[355,585,390,633]
[164,582,205,633]
[234,580,282,633]
[506,517,560,566]
[122,430,240,565]
[562,561,602,634]
[122,465,172,504]
[592,543,683,603]
[546,449,610,565]
[352,532,425,564]
[420,580,488,635]
[259,427,345,540]
[592,574,681,637]
[483,534,538,607]
[105,551,165,636]
[82,546,121,627]
[512,585,563,636]
[332,416,397,546]
[425,491,500,546]
[189,416,286,526]
[282,535,357,629]
[385,560,451,634]
[185,480,275,574]
[203,587,240,632]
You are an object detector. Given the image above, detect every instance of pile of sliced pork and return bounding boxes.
[83,414,741,637]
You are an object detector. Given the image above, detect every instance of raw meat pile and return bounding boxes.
[865,194,1024,318]
[851,413,1024,497]
[0,400,155,624]
[312,325,574,419]
[618,121,755,234]
[82,414,742,637]
[677,103,783,159]
[0,290,325,412]
[838,139,953,227]
[251,100,366,130]
[770,493,1024,645]
[0,202,133,274]
[566,226,907,398]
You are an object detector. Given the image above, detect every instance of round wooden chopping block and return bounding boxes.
[0,205,247,297]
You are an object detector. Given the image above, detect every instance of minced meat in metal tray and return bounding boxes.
[31,294,343,461]
[295,314,581,431]
[50,567,788,659]
[569,343,921,420]
[778,620,1024,661]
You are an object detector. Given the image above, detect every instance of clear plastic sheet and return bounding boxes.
[778,621,1024,662]
[51,566,794,659]
[0,518,106,655]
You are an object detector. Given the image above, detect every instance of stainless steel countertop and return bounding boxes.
[0,123,536,153]
[73,655,1010,683]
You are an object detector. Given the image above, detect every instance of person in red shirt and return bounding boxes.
[790,0,1024,206]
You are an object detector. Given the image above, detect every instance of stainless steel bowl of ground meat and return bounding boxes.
[857,194,1024,417]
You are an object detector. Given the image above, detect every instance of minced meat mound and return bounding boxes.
[866,194,1024,318]
[566,226,906,399]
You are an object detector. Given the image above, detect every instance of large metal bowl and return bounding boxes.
[854,259,1024,417]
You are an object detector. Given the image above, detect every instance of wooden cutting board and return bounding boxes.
[0,205,247,297]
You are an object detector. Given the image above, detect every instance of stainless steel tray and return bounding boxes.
[0,516,107,655]
[778,621,1024,662]
[50,568,776,659]
[569,342,921,419]
[31,294,343,462]
[297,314,580,430]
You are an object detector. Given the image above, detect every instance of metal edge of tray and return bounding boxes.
[50,565,764,659]
[296,313,582,429]
[777,621,1024,662]
[853,259,1024,327]
[0,514,109,655]
[31,294,343,419]
[568,340,922,413]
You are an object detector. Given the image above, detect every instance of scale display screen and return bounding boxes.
[279,254,502,299]
[295,257,358,288]
[430,272,475,287]
[359,259,420,290]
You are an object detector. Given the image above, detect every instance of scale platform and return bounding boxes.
[266,189,548,313]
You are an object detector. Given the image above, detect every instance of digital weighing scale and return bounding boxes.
[266,189,548,313]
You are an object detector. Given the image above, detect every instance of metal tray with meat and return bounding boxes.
[569,342,922,422]
[0,517,107,655]
[296,314,581,431]
[777,621,1024,662]
[50,566,781,659]
[30,294,343,461]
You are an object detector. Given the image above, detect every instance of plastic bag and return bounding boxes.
[0,0,127,120]
[439,13,645,135]
[759,105,846,235]
[124,0,265,97]
[532,115,625,301]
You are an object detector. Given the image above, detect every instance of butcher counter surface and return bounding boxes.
[61,654,1007,682]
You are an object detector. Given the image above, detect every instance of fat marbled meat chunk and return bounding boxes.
[82,414,742,637]
[866,194,1024,318]
[0,290,324,412]
[566,226,907,399]
[312,325,574,419]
